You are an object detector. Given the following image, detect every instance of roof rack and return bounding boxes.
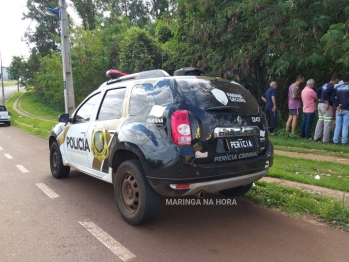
[105,69,170,85]
[174,67,205,76]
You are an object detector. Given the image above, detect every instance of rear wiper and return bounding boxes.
[206,106,240,112]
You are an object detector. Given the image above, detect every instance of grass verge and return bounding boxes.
[18,91,61,121]
[270,136,349,154]
[2,81,17,87]
[274,145,349,159]
[268,155,349,192]
[244,181,349,231]
[5,93,55,138]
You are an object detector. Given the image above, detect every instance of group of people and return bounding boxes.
[262,72,349,145]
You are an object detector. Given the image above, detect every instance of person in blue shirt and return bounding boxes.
[262,81,277,132]
[331,73,349,145]
[313,73,340,143]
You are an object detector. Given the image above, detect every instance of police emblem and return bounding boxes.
[91,127,109,161]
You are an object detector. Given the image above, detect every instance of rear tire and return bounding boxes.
[219,183,253,197]
[50,141,70,178]
[6,122,10,126]
[114,160,160,225]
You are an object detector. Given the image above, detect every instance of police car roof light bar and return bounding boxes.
[106,69,128,79]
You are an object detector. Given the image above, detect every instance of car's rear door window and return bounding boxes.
[97,88,126,120]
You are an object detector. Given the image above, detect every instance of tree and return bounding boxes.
[172,0,349,114]
[23,0,61,56]
[71,0,100,30]
[7,56,25,92]
[118,28,163,73]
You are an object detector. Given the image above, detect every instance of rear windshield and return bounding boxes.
[0,106,7,111]
[176,78,259,115]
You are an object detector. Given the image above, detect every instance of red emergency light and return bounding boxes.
[106,69,128,79]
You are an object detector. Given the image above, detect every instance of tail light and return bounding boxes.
[171,110,192,145]
[8,111,11,116]
[260,112,269,140]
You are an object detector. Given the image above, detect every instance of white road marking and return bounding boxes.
[4,154,13,159]
[16,165,29,173]
[36,183,60,199]
[0,146,3,150]
[79,220,136,261]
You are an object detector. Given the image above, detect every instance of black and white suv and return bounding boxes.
[0,105,11,126]
[49,68,273,225]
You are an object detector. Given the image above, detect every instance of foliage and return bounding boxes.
[245,181,349,231]
[7,56,25,83]
[173,0,349,112]
[20,0,349,116]
[5,92,53,138]
[23,0,61,56]
[155,20,173,43]
[119,27,163,73]
[71,27,109,103]
[34,52,64,110]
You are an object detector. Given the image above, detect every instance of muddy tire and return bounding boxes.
[114,160,160,225]
[50,141,70,178]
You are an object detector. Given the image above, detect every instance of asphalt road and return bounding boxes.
[0,85,21,102]
[1,126,349,262]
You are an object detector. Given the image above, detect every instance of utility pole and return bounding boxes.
[59,0,75,115]
[1,51,5,105]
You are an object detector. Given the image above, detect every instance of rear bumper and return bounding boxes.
[146,140,273,197]
[179,170,266,196]
[148,169,267,197]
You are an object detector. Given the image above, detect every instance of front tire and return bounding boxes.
[219,183,253,197]
[114,160,160,225]
[50,141,70,178]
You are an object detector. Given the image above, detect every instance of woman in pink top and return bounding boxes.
[300,79,318,139]
[286,75,304,133]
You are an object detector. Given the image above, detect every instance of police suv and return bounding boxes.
[49,68,273,225]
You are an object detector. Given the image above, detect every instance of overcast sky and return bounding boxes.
[0,0,79,67]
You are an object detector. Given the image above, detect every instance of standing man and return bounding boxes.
[331,74,349,145]
[286,75,304,133]
[313,73,340,143]
[300,79,317,139]
[262,81,277,132]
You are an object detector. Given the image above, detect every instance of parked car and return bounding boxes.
[0,105,11,126]
[49,68,273,225]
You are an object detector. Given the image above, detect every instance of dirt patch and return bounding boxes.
[275,150,349,165]
[261,177,349,205]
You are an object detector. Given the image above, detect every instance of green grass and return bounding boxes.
[274,145,349,158]
[268,155,349,192]
[2,81,17,87]
[245,181,349,231]
[18,91,62,121]
[5,93,55,138]
[270,136,349,154]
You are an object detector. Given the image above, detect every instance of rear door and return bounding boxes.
[176,78,265,165]
[85,87,127,175]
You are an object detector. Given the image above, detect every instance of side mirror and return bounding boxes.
[58,113,70,123]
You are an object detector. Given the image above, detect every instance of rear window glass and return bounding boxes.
[176,78,259,115]
[0,106,6,111]
[129,79,173,115]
